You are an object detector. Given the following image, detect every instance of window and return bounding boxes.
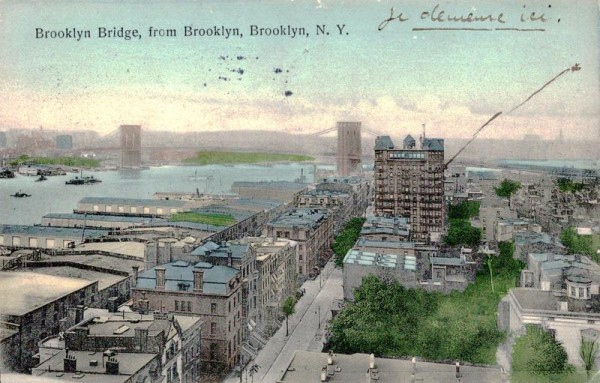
[211,322,217,335]
[187,301,192,312]
[211,303,217,314]
[175,301,179,311]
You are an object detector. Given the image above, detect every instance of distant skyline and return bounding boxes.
[0,0,598,140]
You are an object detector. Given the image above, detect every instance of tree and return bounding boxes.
[444,219,481,247]
[580,336,599,377]
[448,201,481,220]
[512,325,572,376]
[332,217,366,268]
[557,178,585,193]
[560,227,594,257]
[495,179,521,198]
[282,296,296,337]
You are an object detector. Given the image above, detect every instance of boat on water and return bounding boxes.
[11,191,31,198]
[65,170,101,185]
[0,168,15,178]
[35,175,48,182]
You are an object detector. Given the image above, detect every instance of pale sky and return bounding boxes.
[0,0,598,139]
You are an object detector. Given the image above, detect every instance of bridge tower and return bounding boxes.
[336,121,362,176]
[120,125,141,168]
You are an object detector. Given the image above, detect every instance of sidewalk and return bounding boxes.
[224,261,343,383]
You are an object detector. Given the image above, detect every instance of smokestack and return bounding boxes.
[227,248,233,267]
[131,265,139,288]
[155,267,166,290]
[193,269,204,292]
[369,354,375,369]
[327,350,334,365]
[321,366,327,382]
[456,361,461,379]
[412,357,416,375]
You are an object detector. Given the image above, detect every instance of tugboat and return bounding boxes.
[65,171,101,185]
[11,191,31,198]
[35,175,48,182]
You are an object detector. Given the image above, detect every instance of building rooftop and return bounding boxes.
[268,208,329,229]
[43,213,161,224]
[191,242,249,260]
[423,138,445,152]
[511,288,563,312]
[74,242,146,259]
[355,239,415,250]
[375,136,394,150]
[0,225,107,239]
[79,197,186,208]
[23,266,126,291]
[0,272,94,316]
[343,249,416,270]
[280,351,504,383]
[298,189,351,198]
[136,261,239,295]
[431,257,466,266]
[38,253,144,274]
[33,349,158,383]
[319,175,368,184]
[514,231,554,246]
[231,181,307,191]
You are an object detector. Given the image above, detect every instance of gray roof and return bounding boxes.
[0,271,94,316]
[355,239,415,250]
[375,135,394,150]
[34,349,157,381]
[403,134,416,147]
[423,138,445,151]
[231,181,307,191]
[43,213,161,224]
[0,224,107,238]
[268,208,329,228]
[431,257,465,266]
[514,231,554,245]
[136,261,239,295]
[191,242,249,259]
[79,197,186,207]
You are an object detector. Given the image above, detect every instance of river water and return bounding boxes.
[0,164,315,225]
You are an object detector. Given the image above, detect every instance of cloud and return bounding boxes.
[0,85,597,141]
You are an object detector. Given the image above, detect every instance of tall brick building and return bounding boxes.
[374,135,445,241]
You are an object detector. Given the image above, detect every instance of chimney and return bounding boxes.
[455,361,461,379]
[106,357,119,375]
[138,291,150,314]
[369,354,375,369]
[327,350,334,365]
[227,248,233,267]
[193,269,204,292]
[155,267,166,290]
[320,366,327,382]
[63,352,76,373]
[135,327,148,352]
[131,266,139,288]
[411,357,416,375]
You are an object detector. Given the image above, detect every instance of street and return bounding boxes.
[225,260,343,383]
